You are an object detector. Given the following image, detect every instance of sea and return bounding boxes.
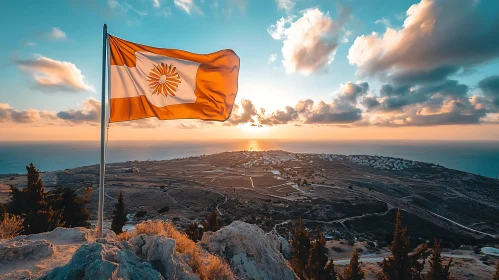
[0,140,498,179]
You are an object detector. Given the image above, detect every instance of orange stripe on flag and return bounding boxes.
[108,35,239,123]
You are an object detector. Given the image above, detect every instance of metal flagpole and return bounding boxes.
[97,24,108,238]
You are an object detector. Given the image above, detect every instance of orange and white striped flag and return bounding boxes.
[108,35,239,123]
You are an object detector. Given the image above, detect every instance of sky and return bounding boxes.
[1,0,499,141]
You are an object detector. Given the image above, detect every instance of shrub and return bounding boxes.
[203,209,221,232]
[185,222,204,242]
[117,231,133,241]
[0,213,23,239]
[157,206,170,214]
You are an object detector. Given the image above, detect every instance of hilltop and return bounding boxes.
[1,150,498,279]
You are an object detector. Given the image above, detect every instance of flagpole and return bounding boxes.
[97,23,108,238]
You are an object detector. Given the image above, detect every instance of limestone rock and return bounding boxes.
[200,221,297,280]
[130,234,197,280]
[40,241,163,280]
[0,239,54,263]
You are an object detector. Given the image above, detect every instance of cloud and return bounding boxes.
[0,104,57,123]
[478,75,499,107]
[174,0,202,14]
[57,98,100,124]
[226,99,257,125]
[268,7,351,74]
[118,118,162,129]
[177,123,197,129]
[48,27,67,40]
[375,18,391,27]
[258,106,298,125]
[153,0,160,8]
[268,54,277,64]
[108,0,147,16]
[276,0,295,11]
[14,55,94,93]
[348,0,499,85]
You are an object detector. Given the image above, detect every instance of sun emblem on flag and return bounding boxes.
[147,63,181,96]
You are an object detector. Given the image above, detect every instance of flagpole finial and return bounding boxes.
[104,24,107,30]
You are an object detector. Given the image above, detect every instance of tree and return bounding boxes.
[378,209,414,280]
[494,261,499,280]
[47,187,91,228]
[340,250,365,280]
[203,208,221,232]
[425,240,452,280]
[9,163,62,234]
[185,221,204,242]
[291,218,311,279]
[306,227,330,279]
[324,259,338,280]
[111,192,128,234]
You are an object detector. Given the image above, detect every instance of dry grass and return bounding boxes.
[0,213,24,239]
[123,220,233,280]
[117,231,133,241]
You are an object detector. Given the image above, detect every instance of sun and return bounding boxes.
[147,62,181,96]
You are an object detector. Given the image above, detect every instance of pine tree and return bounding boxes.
[9,163,62,234]
[203,208,221,232]
[185,221,204,242]
[111,192,127,234]
[291,218,311,279]
[425,240,452,280]
[494,261,499,280]
[340,250,365,280]
[306,227,329,279]
[324,258,338,280]
[48,187,91,228]
[378,209,412,280]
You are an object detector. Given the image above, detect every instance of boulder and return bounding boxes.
[0,239,54,263]
[129,234,197,280]
[40,240,164,280]
[200,221,297,280]
[17,227,92,245]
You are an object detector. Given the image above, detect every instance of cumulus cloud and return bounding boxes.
[276,0,295,11]
[57,98,100,124]
[48,27,67,40]
[226,99,257,125]
[174,0,202,14]
[268,7,351,74]
[14,55,94,93]
[478,75,499,107]
[348,0,499,85]
[0,104,57,123]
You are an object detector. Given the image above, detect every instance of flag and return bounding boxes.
[108,35,239,123]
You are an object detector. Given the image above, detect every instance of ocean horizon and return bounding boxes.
[1,139,498,179]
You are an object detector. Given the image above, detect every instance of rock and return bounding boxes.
[16,227,92,245]
[125,167,140,173]
[130,234,197,280]
[200,221,297,280]
[0,240,54,263]
[40,240,164,280]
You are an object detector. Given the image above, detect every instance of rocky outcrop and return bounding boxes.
[40,240,164,280]
[129,234,197,280]
[0,239,54,263]
[200,221,297,280]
